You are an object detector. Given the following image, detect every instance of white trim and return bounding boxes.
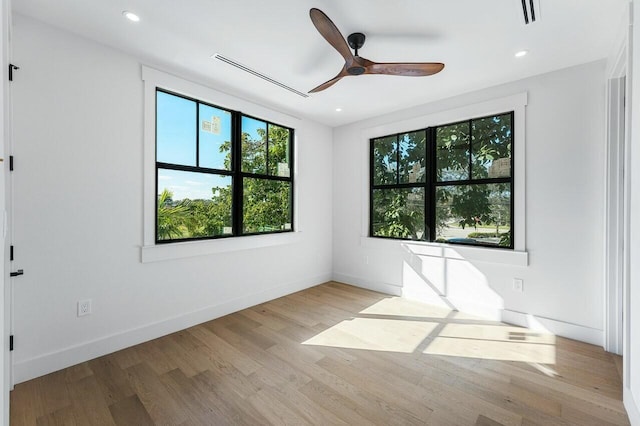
[623,2,633,390]
[360,236,527,266]
[603,8,630,357]
[332,272,402,296]
[604,74,626,355]
[0,0,10,422]
[359,92,528,257]
[141,65,301,262]
[141,231,303,263]
[624,388,640,426]
[501,309,604,347]
[12,273,331,384]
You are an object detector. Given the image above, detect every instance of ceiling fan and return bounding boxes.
[308,8,445,93]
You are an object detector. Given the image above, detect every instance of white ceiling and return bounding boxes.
[13,0,628,127]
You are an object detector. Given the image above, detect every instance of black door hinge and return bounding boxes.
[9,335,13,351]
[8,64,19,82]
[10,245,13,261]
[10,269,23,277]
[9,156,13,171]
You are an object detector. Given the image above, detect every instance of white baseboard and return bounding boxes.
[332,272,402,296]
[626,388,640,426]
[501,309,604,346]
[332,272,604,346]
[13,273,332,384]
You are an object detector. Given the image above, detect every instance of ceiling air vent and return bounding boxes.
[213,54,309,98]
[521,0,540,25]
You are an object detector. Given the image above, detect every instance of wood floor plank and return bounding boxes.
[188,324,262,376]
[241,305,290,331]
[246,388,312,425]
[66,375,116,426]
[35,406,77,426]
[36,371,72,416]
[10,379,42,425]
[108,394,154,426]
[298,379,375,425]
[63,362,93,384]
[124,362,188,425]
[159,368,249,426]
[316,354,435,423]
[88,357,135,405]
[207,322,313,388]
[190,369,270,425]
[9,282,631,425]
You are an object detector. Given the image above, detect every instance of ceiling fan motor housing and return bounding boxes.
[347,32,366,50]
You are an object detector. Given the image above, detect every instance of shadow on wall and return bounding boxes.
[399,243,504,320]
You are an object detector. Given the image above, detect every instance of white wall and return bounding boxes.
[626,1,640,423]
[9,15,333,383]
[333,60,607,343]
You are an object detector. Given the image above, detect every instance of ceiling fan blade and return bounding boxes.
[309,8,354,64]
[365,62,445,76]
[309,70,348,93]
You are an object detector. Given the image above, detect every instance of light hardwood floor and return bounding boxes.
[10,282,629,425]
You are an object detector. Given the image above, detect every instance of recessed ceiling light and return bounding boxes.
[335,107,342,112]
[122,11,140,22]
[515,50,528,58]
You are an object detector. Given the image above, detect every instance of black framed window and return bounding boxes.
[156,89,293,243]
[370,112,513,249]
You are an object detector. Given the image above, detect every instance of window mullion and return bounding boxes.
[232,111,243,235]
[265,123,270,177]
[510,111,515,249]
[369,138,374,237]
[195,102,200,167]
[427,127,437,242]
[468,119,473,180]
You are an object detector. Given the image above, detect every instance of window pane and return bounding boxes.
[157,168,232,241]
[472,114,512,179]
[268,124,291,177]
[156,91,197,166]
[242,116,267,174]
[199,104,232,170]
[436,183,511,247]
[243,178,292,233]
[373,136,398,185]
[372,188,425,240]
[399,131,426,184]
[437,122,470,181]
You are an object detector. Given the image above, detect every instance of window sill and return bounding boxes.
[360,236,528,267]
[141,231,302,263]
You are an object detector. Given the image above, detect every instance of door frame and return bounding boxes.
[0,0,11,424]
[604,26,631,379]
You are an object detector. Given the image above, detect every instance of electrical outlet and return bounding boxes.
[513,278,524,293]
[78,299,92,317]
[364,255,369,265]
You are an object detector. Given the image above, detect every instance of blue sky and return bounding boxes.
[158,168,231,201]
[156,91,242,200]
[241,115,265,143]
[156,91,233,169]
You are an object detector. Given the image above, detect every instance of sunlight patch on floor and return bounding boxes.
[424,329,556,364]
[302,296,556,364]
[302,317,439,353]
